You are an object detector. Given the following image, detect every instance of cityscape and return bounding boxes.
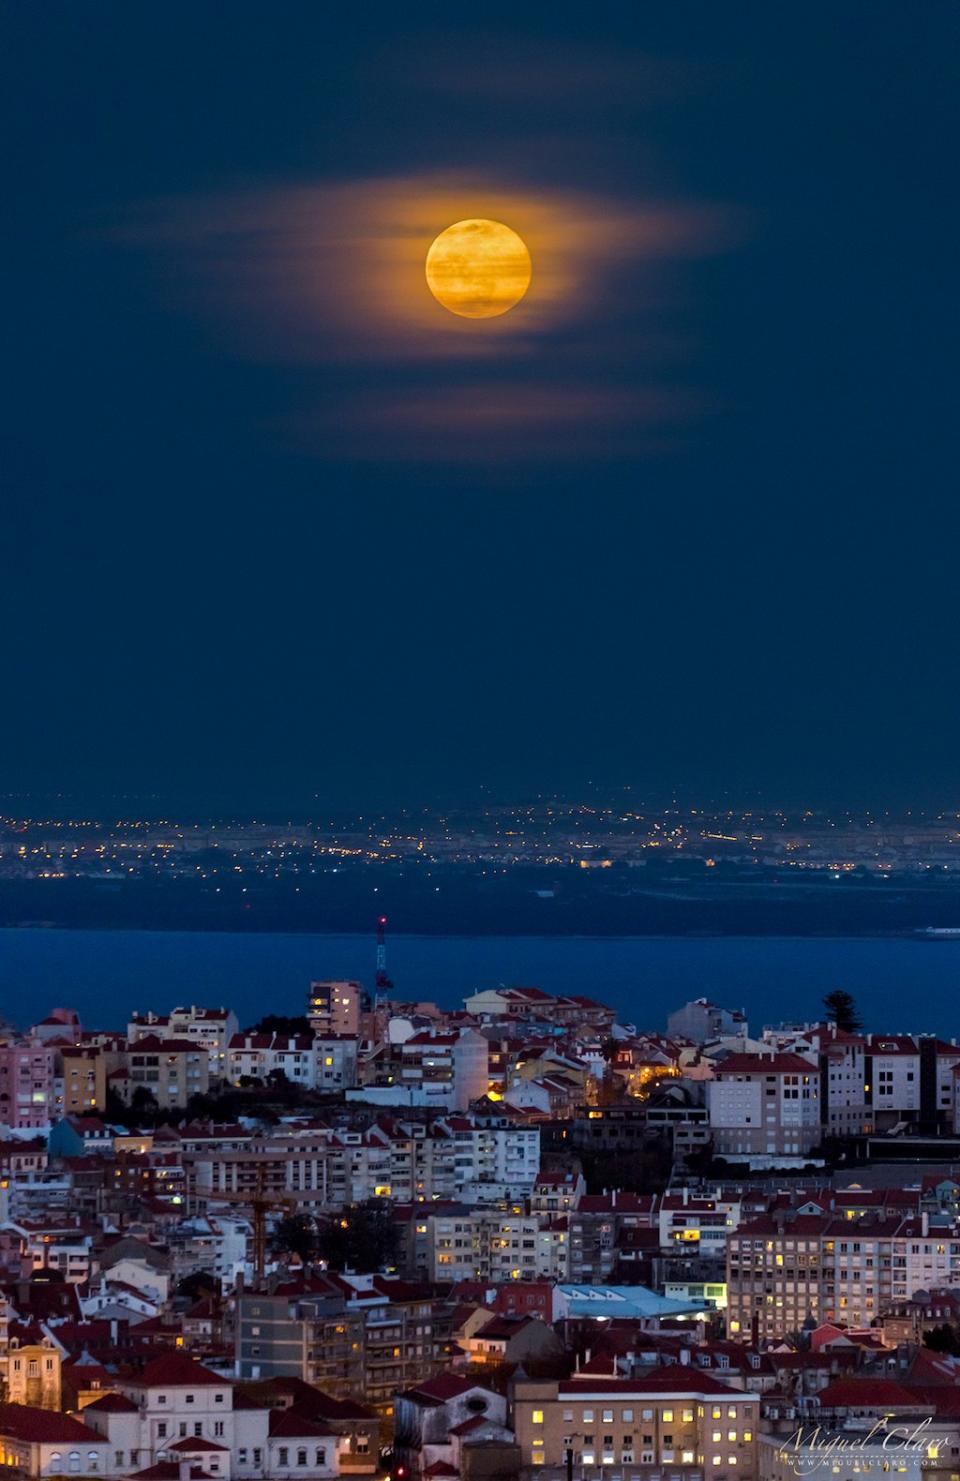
[7,800,960,937]
[5,4,957,1481]
[3,981,960,1481]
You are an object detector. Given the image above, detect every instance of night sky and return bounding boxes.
[4,3,958,812]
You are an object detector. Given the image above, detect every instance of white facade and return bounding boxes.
[708,1054,821,1157]
[313,1037,359,1091]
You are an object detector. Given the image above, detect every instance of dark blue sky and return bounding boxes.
[3,2,958,811]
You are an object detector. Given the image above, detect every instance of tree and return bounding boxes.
[273,1213,319,1266]
[177,1270,221,1301]
[823,990,862,1033]
[246,1014,311,1035]
[314,1200,399,1273]
[924,1323,960,1356]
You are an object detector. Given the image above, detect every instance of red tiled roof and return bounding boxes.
[129,1035,203,1053]
[816,1379,925,1408]
[167,1439,230,1453]
[716,1053,815,1074]
[83,1394,139,1413]
[448,1415,497,1436]
[127,1353,228,1388]
[559,1365,754,1397]
[131,1466,216,1481]
[403,1374,494,1405]
[0,1404,105,1443]
[268,1411,336,1438]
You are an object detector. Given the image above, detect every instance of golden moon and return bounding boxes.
[425,219,532,319]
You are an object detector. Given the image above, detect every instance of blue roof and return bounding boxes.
[556,1284,707,1318]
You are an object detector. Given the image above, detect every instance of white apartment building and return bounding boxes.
[80,1350,351,1479]
[658,1189,742,1258]
[426,1208,569,1283]
[439,1114,541,1202]
[314,1035,359,1091]
[726,1212,960,1340]
[708,1052,820,1159]
[812,1029,960,1137]
[227,1033,315,1087]
[187,1114,530,1211]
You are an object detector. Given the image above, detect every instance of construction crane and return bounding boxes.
[195,1161,299,1282]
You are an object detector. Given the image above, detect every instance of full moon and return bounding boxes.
[425,219,532,319]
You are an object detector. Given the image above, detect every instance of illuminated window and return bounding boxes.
[533,1412,544,1426]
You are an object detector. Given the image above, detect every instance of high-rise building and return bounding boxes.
[308,981,362,1036]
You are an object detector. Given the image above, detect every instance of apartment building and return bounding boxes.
[228,1034,316,1087]
[308,982,362,1037]
[707,1053,820,1159]
[512,1366,760,1481]
[0,1297,62,1410]
[565,1194,658,1286]
[659,1191,743,1261]
[425,1208,568,1283]
[188,1115,524,1212]
[60,1047,108,1116]
[440,1113,540,1200]
[129,1007,239,1077]
[235,1278,446,1416]
[314,1036,359,1091]
[78,1348,352,1479]
[463,987,616,1030]
[725,1213,960,1340]
[120,1036,210,1109]
[667,1000,748,1044]
[0,1040,55,1130]
[808,1029,960,1137]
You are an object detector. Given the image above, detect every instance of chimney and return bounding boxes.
[679,1346,690,1365]
[922,1212,929,1237]
[682,1187,689,1206]
[179,1464,191,1481]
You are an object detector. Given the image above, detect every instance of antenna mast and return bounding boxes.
[375,914,393,1004]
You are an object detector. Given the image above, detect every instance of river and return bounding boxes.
[1,928,959,1035]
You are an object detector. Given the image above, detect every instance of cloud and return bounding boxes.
[119,170,736,460]
[281,382,713,466]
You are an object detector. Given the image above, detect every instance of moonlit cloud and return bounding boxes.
[120,170,735,460]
